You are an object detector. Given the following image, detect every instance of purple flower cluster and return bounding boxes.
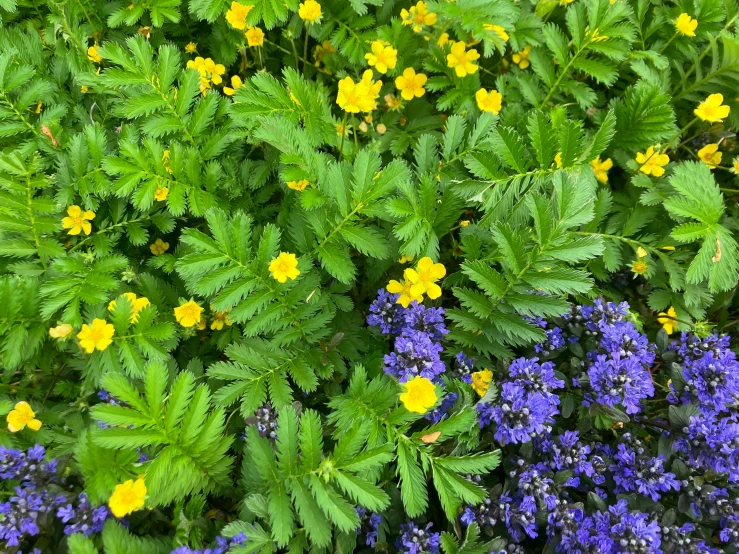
[530,318,565,356]
[170,533,246,554]
[384,330,445,382]
[424,391,457,423]
[452,352,474,384]
[609,434,680,501]
[538,431,597,481]
[250,403,279,440]
[0,444,57,485]
[587,354,654,414]
[57,493,110,536]
[396,522,440,554]
[367,289,404,334]
[0,486,64,547]
[355,507,382,547]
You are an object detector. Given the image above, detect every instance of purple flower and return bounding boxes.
[587,353,654,414]
[367,289,404,334]
[396,522,440,554]
[609,435,680,501]
[538,431,594,478]
[598,321,655,367]
[508,357,564,404]
[57,493,110,536]
[0,486,63,547]
[169,533,246,554]
[383,330,445,382]
[250,403,279,440]
[499,493,538,542]
[460,498,500,531]
[0,444,57,485]
[424,391,457,423]
[720,513,739,543]
[402,303,448,342]
[355,507,382,547]
[534,325,565,355]
[681,349,739,414]
[452,352,473,384]
[675,411,739,481]
[478,383,555,445]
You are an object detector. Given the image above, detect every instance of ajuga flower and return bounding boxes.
[269,252,300,282]
[77,319,115,353]
[395,68,427,100]
[384,330,445,382]
[675,13,698,37]
[365,41,397,73]
[475,88,502,114]
[108,477,146,518]
[636,146,669,177]
[446,41,479,77]
[174,299,204,327]
[367,289,404,334]
[400,1,437,33]
[57,493,110,536]
[62,205,95,235]
[695,93,730,123]
[7,402,42,433]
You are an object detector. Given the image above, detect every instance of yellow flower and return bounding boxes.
[269,252,300,282]
[174,299,204,328]
[631,259,647,275]
[460,220,470,227]
[49,323,73,339]
[483,23,509,42]
[437,32,450,46]
[405,257,446,299]
[386,278,424,307]
[298,0,322,22]
[554,152,563,168]
[399,376,437,414]
[225,1,254,30]
[150,238,169,255]
[7,401,42,432]
[287,179,309,191]
[591,156,613,184]
[560,0,575,4]
[697,143,722,168]
[108,292,151,323]
[446,41,479,77]
[223,75,243,96]
[87,45,103,63]
[376,123,387,134]
[385,94,402,110]
[398,254,414,264]
[336,71,381,113]
[657,306,677,335]
[81,85,89,93]
[186,57,227,94]
[636,146,670,177]
[675,13,698,37]
[694,93,730,123]
[475,88,502,114]
[154,185,169,201]
[732,156,739,174]
[636,246,648,258]
[211,309,233,330]
[62,205,95,236]
[108,477,147,518]
[365,41,398,74]
[395,68,427,101]
[471,369,493,396]
[511,45,531,69]
[185,42,197,53]
[245,26,265,47]
[400,1,437,33]
[77,319,115,353]
[198,317,207,330]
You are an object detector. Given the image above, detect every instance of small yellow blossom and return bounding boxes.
[35,100,43,113]
[150,238,169,255]
[365,41,398,74]
[657,306,678,335]
[198,317,207,330]
[211,308,233,330]
[405,257,446,299]
[81,85,90,93]
[78,319,115,353]
[694,93,730,123]
[62,205,95,236]
[385,94,402,110]
[554,152,563,168]
[732,156,739,174]
[298,0,322,22]
[185,42,197,53]
[475,88,502,114]
[446,41,479,77]
[395,68,427,100]
[269,252,300,283]
[675,13,698,37]
[49,323,73,339]
[399,376,437,414]
[108,478,147,518]
[287,179,309,191]
[591,156,613,184]
[398,254,414,264]
[631,259,648,275]
[483,23,509,42]
[460,220,470,227]
[471,369,493,396]
[387,278,424,307]
[108,292,151,323]
[511,45,531,69]
[636,146,670,177]
[401,1,437,33]
[174,299,204,328]
[698,143,722,168]
[7,401,42,433]
[245,26,265,47]
[187,57,227,94]
[225,1,254,30]
[87,45,103,63]
[636,246,648,258]
[223,75,243,96]
[437,33,450,46]
[154,185,169,201]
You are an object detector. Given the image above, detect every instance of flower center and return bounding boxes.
[88,328,104,342]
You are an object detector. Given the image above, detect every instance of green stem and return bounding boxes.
[658,31,678,54]
[352,115,358,151]
[303,25,310,74]
[338,113,348,161]
[290,39,300,69]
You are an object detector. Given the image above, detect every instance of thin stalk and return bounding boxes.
[338,113,348,161]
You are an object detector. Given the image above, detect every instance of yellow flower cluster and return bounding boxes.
[211,307,233,330]
[269,252,300,282]
[336,70,382,113]
[150,238,169,255]
[108,292,151,323]
[186,57,226,95]
[512,45,532,69]
[400,1,436,33]
[62,205,95,236]
[386,257,446,307]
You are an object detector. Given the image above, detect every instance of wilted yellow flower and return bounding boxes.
[446,41,479,77]
[694,93,730,123]
[675,13,698,37]
[108,292,151,323]
[211,309,233,330]
[150,238,169,255]
[245,26,265,47]
[376,122,387,134]
[395,68,427,100]
[287,179,309,191]
[636,246,648,258]
[225,1,254,30]
[398,254,414,264]
[636,146,669,177]
[475,88,502,114]
[365,41,397,74]
[512,45,531,69]
[732,156,739,174]
[631,259,648,275]
[298,0,322,22]
[483,23,509,42]
[62,205,95,236]
[269,252,300,282]
[174,299,204,327]
[437,32,450,46]
[7,401,41,433]
[87,45,103,63]
[657,306,677,335]
[78,319,115,353]
[49,323,73,339]
[471,369,493,396]
[385,94,402,110]
[399,376,437,413]
[185,42,197,53]
[223,75,243,96]
[697,143,722,168]
[108,478,146,518]
[400,1,437,33]
[591,156,613,184]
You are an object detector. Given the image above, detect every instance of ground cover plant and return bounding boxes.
[1,0,739,552]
